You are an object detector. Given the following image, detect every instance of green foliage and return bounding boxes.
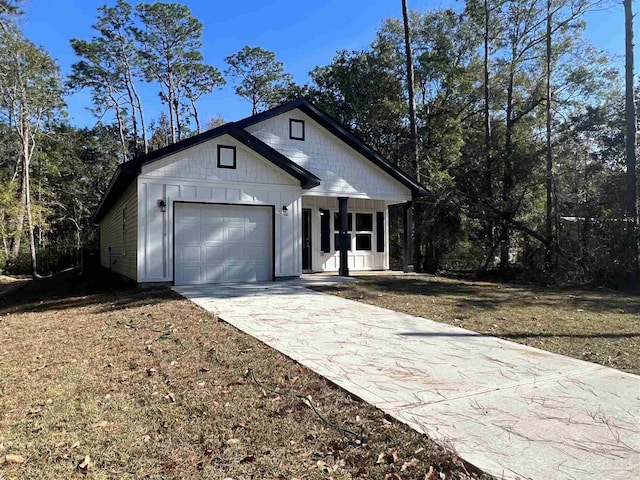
[225,46,293,115]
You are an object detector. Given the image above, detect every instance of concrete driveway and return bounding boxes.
[174,281,640,480]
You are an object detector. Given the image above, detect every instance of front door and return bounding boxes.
[302,208,312,271]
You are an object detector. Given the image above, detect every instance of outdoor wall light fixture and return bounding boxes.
[282,205,289,216]
[157,199,167,213]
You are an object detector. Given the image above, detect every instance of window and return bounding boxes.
[356,213,373,231]
[334,233,352,252]
[376,211,385,252]
[354,213,373,251]
[217,145,236,169]
[122,208,127,256]
[333,212,352,232]
[333,212,352,251]
[356,234,371,251]
[289,119,305,140]
[320,209,331,253]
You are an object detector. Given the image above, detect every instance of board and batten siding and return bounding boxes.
[244,110,412,203]
[99,182,137,280]
[137,134,303,284]
[302,196,389,272]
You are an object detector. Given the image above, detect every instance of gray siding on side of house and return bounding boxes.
[99,182,137,281]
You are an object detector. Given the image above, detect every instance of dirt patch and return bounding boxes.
[0,271,487,479]
[311,274,640,376]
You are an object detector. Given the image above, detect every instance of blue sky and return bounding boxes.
[19,0,634,129]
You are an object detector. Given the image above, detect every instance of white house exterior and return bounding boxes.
[92,99,426,286]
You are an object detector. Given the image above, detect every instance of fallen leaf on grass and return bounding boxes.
[425,466,436,479]
[377,448,399,464]
[226,438,240,445]
[401,458,419,471]
[3,454,25,464]
[91,420,109,429]
[70,441,80,449]
[384,474,401,480]
[77,454,92,473]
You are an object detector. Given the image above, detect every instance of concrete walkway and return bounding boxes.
[174,282,640,480]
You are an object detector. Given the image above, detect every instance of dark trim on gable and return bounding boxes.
[91,122,321,223]
[237,99,428,198]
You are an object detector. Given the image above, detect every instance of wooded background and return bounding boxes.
[1,0,638,288]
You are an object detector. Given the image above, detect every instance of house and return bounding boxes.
[92,99,427,286]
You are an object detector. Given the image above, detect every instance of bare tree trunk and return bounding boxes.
[167,74,177,143]
[174,98,182,141]
[190,97,201,134]
[124,83,139,150]
[23,137,37,278]
[114,104,128,163]
[624,0,638,275]
[9,168,25,261]
[482,0,494,270]
[624,0,637,223]
[545,0,554,267]
[134,87,148,153]
[402,0,418,273]
[402,0,419,183]
[500,59,516,269]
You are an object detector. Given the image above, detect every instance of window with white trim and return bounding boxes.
[354,213,373,251]
[333,212,352,252]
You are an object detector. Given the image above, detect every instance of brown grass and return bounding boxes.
[312,274,640,376]
[0,271,486,480]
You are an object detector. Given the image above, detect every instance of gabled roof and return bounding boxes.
[91,122,321,223]
[236,98,428,198]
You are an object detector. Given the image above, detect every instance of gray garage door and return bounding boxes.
[174,203,272,285]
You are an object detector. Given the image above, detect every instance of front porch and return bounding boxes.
[300,196,412,275]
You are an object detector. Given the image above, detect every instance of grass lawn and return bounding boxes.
[312,274,640,376]
[0,271,485,480]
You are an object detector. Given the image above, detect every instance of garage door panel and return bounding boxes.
[178,265,201,285]
[204,246,224,262]
[179,246,201,263]
[174,203,272,285]
[176,223,201,243]
[227,226,248,243]
[178,204,201,221]
[201,224,224,242]
[203,266,224,283]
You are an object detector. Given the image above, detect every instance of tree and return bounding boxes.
[70,0,147,159]
[401,0,419,272]
[95,0,147,154]
[134,2,214,143]
[0,31,64,277]
[624,0,637,222]
[180,63,225,134]
[225,46,293,115]
[148,112,172,151]
[309,48,406,160]
[0,0,21,33]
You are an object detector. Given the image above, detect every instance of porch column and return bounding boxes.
[338,196,349,276]
[403,201,415,273]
